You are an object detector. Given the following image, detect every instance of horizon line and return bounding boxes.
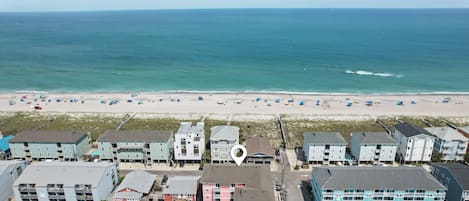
[1,7,468,13]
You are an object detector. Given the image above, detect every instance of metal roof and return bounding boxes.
[177,122,204,136]
[210,126,239,141]
[13,161,116,187]
[303,132,347,145]
[352,132,398,144]
[394,122,435,138]
[9,131,88,143]
[0,135,14,151]
[425,127,468,142]
[162,176,199,195]
[97,130,172,143]
[246,137,275,157]
[0,160,25,175]
[114,170,156,199]
[313,166,446,191]
[432,163,469,190]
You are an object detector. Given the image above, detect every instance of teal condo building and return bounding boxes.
[9,131,91,161]
[311,167,446,201]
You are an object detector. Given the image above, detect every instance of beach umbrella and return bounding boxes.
[256,97,261,102]
[347,102,353,107]
[366,101,373,106]
[299,101,305,106]
[397,101,404,106]
[316,100,320,106]
[198,96,204,101]
[127,99,132,103]
[275,98,281,103]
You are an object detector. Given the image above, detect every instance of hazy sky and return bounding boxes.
[1,0,469,12]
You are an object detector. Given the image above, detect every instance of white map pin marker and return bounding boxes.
[230,144,247,166]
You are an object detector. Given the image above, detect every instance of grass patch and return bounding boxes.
[42,115,121,140]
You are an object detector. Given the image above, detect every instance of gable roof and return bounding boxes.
[304,132,347,145]
[201,164,274,201]
[352,132,398,144]
[246,137,275,157]
[210,126,239,141]
[114,170,156,199]
[97,130,172,143]
[13,161,116,187]
[432,163,469,190]
[0,135,14,151]
[394,122,435,138]
[313,166,446,191]
[9,131,88,144]
[425,127,468,142]
[162,176,199,195]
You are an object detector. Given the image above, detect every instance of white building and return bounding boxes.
[174,122,205,162]
[394,122,436,163]
[13,161,118,201]
[350,132,398,164]
[210,126,240,163]
[425,127,468,161]
[303,132,347,165]
[0,160,27,201]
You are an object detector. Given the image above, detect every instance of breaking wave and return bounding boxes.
[345,70,402,78]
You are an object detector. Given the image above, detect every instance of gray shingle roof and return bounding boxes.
[246,137,275,157]
[394,122,435,138]
[304,132,347,145]
[425,127,468,142]
[13,161,116,187]
[201,164,274,201]
[432,163,469,190]
[177,122,204,135]
[162,176,199,195]
[114,170,156,199]
[234,187,274,201]
[10,130,88,143]
[210,126,239,141]
[313,166,446,191]
[352,132,398,144]
[97,130,172,143]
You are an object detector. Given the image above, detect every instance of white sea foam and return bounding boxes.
[345,70,402,78]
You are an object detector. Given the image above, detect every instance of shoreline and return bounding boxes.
[8,90,469,96]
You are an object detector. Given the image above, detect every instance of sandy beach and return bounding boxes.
[1,92,469,120]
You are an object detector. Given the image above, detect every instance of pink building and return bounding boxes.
[200,164,274,201]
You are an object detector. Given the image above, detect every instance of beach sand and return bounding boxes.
[1,92,469,121]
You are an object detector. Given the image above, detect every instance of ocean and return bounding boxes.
[0,9,468,94]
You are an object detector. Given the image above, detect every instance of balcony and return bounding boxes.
[47,187,64,192]
[20,195,38,199]
[375,149,381,153]
[324,149,330,153]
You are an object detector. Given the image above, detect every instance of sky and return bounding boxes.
[1,0,469,12]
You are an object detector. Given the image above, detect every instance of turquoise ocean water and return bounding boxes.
[0,9,468,93]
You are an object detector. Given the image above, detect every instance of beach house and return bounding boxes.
[393,122,436,163]
[425,127,468,162]
[245,136,275,164]
[210,126,240,163]
[12,161,118,201]
[9,130,92,162]
[174,122,205,163]
[200,164,275,201]
[162,176,200,201]
[350,132,398,164]
[0,133,14,159]
[0,160,27,201]
[97,130,173,166]
[113,170,157,201]
[303,132,347,165]
[311,166,446,201]
[431,163,469,201]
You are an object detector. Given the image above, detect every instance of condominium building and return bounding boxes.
[350,132,398,164]
[162,176,200,201]
[0,160,27,201]
[174,122,205,162]
[210,126,239,163]
[97,130,173,166]
[393,122,436,163]
[303,132,347,165]
[200,164,274,201]
[425,127,468,161]
[311,166,446,201]
[113,170,157,201]
[10,130,92,162]
[13,161,118,201]
[245,137,275,164]
[431,163,469,201]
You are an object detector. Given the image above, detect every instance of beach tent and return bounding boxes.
[316,100,320,106]
[275,98,281,103]
[366,101,373,106]
[9,100,16,105]
[347,102,353,107]
[256,97,261,102]
[127,99,132,103]
[299,101,305,106]
[288,98,294,103]
[39,94,47,99]
[131,92,138,97]
[397,101,404,106]
[198,96,204,101]
[411,101,416,104]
